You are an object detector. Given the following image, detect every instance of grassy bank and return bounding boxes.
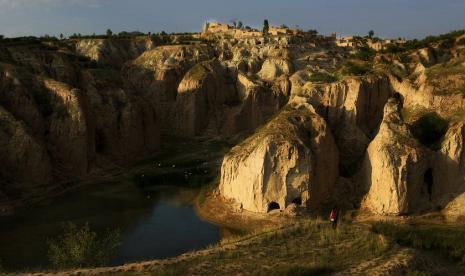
[372,221,465,264]
[9,218,465,275]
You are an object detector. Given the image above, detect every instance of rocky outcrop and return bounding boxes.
[175,59,237,136]
[361,98,431,215]
[258,58,294,81]
[291,73,393,175]
[81,69,160,160]
[434,123,465,216]
[219,100,338,213]
[221,73,289,137]
[0,41,162,209]
[0,105,52,197]
[123,45,215,132]
[75,38,154,68]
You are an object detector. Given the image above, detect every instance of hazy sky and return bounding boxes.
[0,0,464,39]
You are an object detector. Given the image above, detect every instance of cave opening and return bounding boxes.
[268,202,280,212]
[292,197,302,205]
[95,128,106,153]
[424,168,433,201]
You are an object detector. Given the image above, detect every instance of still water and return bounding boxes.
[0,182,222,270]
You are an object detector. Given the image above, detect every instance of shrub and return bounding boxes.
[47,222,121,269]
[343,61,372,76]
[308,72,338,83]
[351,47,376,61]
[263,19,269,35]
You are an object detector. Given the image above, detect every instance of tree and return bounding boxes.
[237,21,243,29]
[60,33,64,40]
[368,30,375,38]
[308,29,318,36]
[230,18,239,28]
[263,19,269,35]
[47,222,121,269]
[106,29,113,38]
[0,35,4,40]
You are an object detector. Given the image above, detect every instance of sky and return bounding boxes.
[0,0,464,39]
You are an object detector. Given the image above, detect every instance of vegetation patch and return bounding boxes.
[342,60,372,76]
[382,30,465,53]
[308,72,339,83]
[372,221,465,264]
[146,221,389,275]
[426,58,465,95]
[350,47,376,61]
[401,105,434,124]
[47,222,121,269]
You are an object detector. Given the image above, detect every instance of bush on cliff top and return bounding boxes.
[342,61,372,76]
[308,72,339,83]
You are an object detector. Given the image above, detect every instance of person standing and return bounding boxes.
[329,206,339,229]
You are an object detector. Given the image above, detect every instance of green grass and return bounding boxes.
[342,61,372,76]
[449,108,465,123]
[350,47,376,61]
[401,105,433,124]
[308,72,339,83]
[132,221,390,275]
[372,221,465,264]
[426,58,465,96]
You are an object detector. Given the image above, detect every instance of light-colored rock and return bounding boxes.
[219,101,339,213]
[75,38,154,67]
[258,58,294,81]
[361,98,432,215]
[434,123,465,216]
[291,74,393,175]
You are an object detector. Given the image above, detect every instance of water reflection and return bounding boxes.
[0,183,221,271]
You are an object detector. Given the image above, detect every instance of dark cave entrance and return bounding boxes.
[292,197,302,205]
[94,128,107,153]
[268,202,280,212]
[424,168,433,201]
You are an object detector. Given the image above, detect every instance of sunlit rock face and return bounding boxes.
[361,98,431,215]
[220,100,339,213]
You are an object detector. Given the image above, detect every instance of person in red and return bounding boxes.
[329,206,339,229]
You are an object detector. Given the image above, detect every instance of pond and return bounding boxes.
[0,182,224,271]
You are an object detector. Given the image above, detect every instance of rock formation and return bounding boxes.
[1,27,465,218]
[291,73,393,175]
[361,98,431,215]
[219,100,338,213]
[434,123,465,216]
